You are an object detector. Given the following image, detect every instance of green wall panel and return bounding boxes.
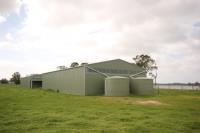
[42,67,85,95]
[20,77,31,88]
[85,72,105,96]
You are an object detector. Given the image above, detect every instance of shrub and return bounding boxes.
[0,78,9,84]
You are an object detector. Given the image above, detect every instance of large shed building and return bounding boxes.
[21,59,153,96]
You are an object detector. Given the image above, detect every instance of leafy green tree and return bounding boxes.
[70,62,79,68]
[11,72,21,85]
[133,54,157,72]
[0,78,9,84]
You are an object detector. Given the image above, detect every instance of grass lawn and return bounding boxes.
[0,85,200,133]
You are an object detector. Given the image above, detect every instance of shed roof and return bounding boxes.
[26,59,144,76]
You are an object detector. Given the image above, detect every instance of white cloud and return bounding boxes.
[5,33,13,40]
[0,15,6,23]
[0,60,49,79]
[0,0,200,83]
[0,0,21,14]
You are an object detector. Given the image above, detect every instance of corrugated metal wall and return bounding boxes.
[42,67,85,95]
[85,71,105,95]
[21,76,31,88]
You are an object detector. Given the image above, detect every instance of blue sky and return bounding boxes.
[0,0,200,83]
[0,2,26,39]
[0,3,26,60]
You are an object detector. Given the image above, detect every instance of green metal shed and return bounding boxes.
[21,59,148,96]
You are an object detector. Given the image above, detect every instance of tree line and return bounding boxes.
[0,72,21,85]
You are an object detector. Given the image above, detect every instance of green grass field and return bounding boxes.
[0,85,200,133]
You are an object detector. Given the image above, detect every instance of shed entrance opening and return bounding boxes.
[32,81,42,88]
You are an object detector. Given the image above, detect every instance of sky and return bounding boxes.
[0,0,200,83]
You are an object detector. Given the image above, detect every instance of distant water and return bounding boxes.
[155,85,200,90]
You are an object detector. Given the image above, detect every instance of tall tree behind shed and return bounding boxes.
[133,54,157,72]
[11,72,21,85]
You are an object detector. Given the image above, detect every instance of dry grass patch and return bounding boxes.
[98,97,168,106]
[182,96,200,100]
[134,100,167,106]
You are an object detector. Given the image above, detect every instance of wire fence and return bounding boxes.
[155,85,200,91]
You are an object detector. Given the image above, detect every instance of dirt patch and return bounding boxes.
[98,97,168,106]
[135,100,166,105]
